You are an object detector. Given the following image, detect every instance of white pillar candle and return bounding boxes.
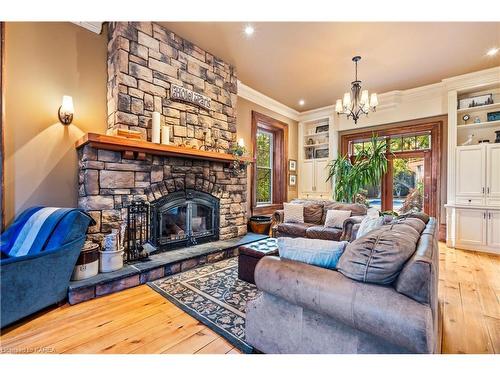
[151,112,161,143]
[161,125,170,145]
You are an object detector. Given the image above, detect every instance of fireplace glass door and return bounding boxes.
[153,190,219,250]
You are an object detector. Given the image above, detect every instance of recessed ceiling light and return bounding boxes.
[298,99,305,106]
[244,25,254,36]
[486,47,499,56]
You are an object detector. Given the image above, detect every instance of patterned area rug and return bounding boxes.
[148,257,260,353]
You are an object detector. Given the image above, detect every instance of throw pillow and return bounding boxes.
[356,216,385,239]
[278,237,348,270]
[337,221,421,284]
[324,209,351,229]
[303,203,324,224]
[283,203,304,223]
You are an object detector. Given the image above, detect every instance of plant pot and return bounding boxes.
[248,216,272,235]
[99,248,124,273]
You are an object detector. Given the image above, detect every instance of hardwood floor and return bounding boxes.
[1,243,498,354]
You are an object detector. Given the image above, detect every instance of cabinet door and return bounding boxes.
[455,209,486,247]
[314,159,331,195]
[486,211,500,249]
[486,144,500,202]
[300,160,314,194]
[456,145,485,197]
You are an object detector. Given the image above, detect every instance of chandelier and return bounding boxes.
[335,56,378,124]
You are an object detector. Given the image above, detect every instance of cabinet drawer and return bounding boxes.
[486,198,500,207]
[456,197,485,205]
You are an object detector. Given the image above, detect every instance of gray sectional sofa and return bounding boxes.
[246,217,439,354]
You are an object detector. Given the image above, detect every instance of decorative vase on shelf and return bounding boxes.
[495,130,500,143]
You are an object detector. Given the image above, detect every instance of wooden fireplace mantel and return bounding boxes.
[75,133,253,164]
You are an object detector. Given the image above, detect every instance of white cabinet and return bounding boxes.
[301,160,315,194]
[486,144,500,205]
[300,159,331,198]
[455,209,486,248]
[456,145,485,199]
[456,144,500,206]
[486,211,500,248]
[314,159,331,195]
[451,207,500,254]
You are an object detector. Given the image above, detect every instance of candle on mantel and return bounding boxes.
[151,112,161,143]
[161,125,170,145]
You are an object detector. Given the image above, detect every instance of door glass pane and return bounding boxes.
[390,137,403,152]
[360,182,382,211]
[191,203,212,237]
[416,134,430,149]
[161,205,187,241]
[393,157,425,214]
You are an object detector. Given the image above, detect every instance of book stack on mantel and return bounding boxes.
[75,133,253,164]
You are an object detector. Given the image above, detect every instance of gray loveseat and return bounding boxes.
[246,218,439,354]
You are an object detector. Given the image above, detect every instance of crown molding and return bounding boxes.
[238,67,497,123]
[72,22,103,34]
[442,66,500,91]
[237,81,300,121]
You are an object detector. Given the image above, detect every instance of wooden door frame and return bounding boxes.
[251,111,288,215]
[339,116,445,220]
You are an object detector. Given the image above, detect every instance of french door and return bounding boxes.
[340,117,443,219]
[382,150,432,215]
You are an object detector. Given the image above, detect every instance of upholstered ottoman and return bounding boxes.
[238,238,279,284]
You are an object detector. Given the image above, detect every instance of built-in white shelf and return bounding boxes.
[457,120,500,131]
[304,143,329,147]
[304,132,329,138]
[457,102,500,114]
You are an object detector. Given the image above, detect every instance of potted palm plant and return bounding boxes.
[326,135,388,204]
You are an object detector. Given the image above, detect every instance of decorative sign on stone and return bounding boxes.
[170,84,211,110]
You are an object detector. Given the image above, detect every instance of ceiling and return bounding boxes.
[160,22,500,111]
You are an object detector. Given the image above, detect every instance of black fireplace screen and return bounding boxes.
[152,189,220,249]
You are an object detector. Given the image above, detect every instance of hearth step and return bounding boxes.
[67,233,268,305]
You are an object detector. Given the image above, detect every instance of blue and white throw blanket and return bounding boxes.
[0,207,78,257]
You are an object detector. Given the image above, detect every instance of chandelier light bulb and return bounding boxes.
[360,90,369,106]
[343,92,351,109]
[370,93,378,108]
[335,99,343,113]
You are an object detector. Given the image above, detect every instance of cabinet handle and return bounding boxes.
[489,212,492,219]
[487,187,490,194]
[483,212,486,219]
[482,187,485,194]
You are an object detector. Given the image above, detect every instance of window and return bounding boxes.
[351,133,431,156]
[251,111,288,214]
[256,130,273,204]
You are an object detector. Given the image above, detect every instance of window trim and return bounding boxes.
[251,111,288,215]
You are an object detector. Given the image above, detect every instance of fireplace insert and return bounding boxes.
[152,189,220,250]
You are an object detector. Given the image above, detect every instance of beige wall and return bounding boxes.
[4,22,107,224]
[2,22,298,225]
[236,97,299,214]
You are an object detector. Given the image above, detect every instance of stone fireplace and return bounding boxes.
[77,22,247,252]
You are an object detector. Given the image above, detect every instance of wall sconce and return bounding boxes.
[58,95,74,125]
